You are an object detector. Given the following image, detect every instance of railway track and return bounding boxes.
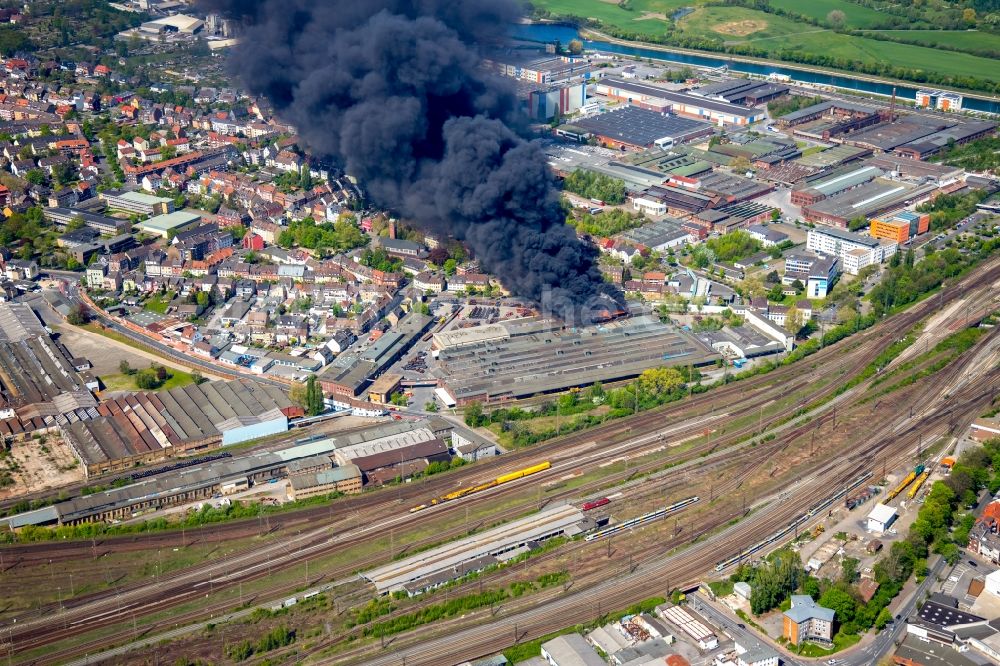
[341,364,1000,666]
[6,259,1000,662]
[48,328,1000,666]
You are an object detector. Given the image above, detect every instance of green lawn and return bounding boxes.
[796,632,862,656]
[677,6,806,43]
[144,290,176,314]
[99,369,198,393]
[768,0,885,29]
[534,0,689,37]
[861,29,1000,55]
[774,31,1000,83]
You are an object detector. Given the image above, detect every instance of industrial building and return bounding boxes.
[484,51,591,85]
[434,314,718,405]
[0,419,455,528]
[593,78,765,126]
[692,78,790,106]
[566,106,713,151]
[801,178,936,228]
[287,465,362,500]
[867,503,897,534]
[870,210,930,244]
[777,99,881,131]
[806,227,897,275]
[319,312,432,397]
[892,119,996,160]
[616,218,692,251]
[61,379,297,476]
[519,80,587,121]
[790,166,883,207]
[361,503,589,595]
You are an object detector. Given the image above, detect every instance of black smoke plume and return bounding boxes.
[198,0,622,320]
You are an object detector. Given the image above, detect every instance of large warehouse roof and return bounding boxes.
[599,78,759,118]
[570,106,711,147]
[435,314,718,403]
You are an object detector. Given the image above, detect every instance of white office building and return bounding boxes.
[807,227,896,275]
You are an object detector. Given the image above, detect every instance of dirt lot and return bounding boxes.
[0,432,85,499]
[714,19,767,36]
[53,321,222,379]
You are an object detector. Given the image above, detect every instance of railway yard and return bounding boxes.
[1,259,999,665]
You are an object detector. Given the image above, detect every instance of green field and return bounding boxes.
[862,29,1000,54]
[768,0,886,29]
[677,6,806,43]
[533,0,688,37]
[774,31,1000,82]
[99,369,198,393]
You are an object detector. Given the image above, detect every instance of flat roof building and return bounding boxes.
[137,211,203,238]
[867,502,897,534]
[99,189,174,216]
[594,78,766,126]
[567,106,713,151]
[435,314,718,405]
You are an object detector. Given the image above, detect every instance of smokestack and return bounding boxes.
[197,0,622,322]
[388,219,397,240]
[890,86,896,122]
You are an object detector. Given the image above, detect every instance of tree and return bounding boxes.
[739,275,767,299]
[289,381,308,409]
[191,372,207,385]
[567,39,583,55]
[119,360,134,375]
[841,557,860,584]
[827,10,847,28]
[66,303,90,326]
[195,291,209,307]
[818,586,856,623]
[135,368,163,390]
[785,305,803,334]
[299,166,313,191]
[303,375,324,416]
[730,156,752,173]
[636,367,684,398]
[464,401,484,427]
[424,401,438,412]
[24,170,46,186]
[443,259,457,276]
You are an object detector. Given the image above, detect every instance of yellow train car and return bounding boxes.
[496,461,551,485]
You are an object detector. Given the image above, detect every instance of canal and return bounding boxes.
[511,23,1000,115]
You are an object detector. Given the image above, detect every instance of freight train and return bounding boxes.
[715,472,872,571]
[907,469,931,499]
[409,462,551,513]
[886,464,925,502]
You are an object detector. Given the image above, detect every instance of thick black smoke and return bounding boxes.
[198,0,622,319]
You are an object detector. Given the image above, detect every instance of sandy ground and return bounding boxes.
[0,433,85,500]
[53,321,225,380]
[636,11,668,21]
[714,20,767,37]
